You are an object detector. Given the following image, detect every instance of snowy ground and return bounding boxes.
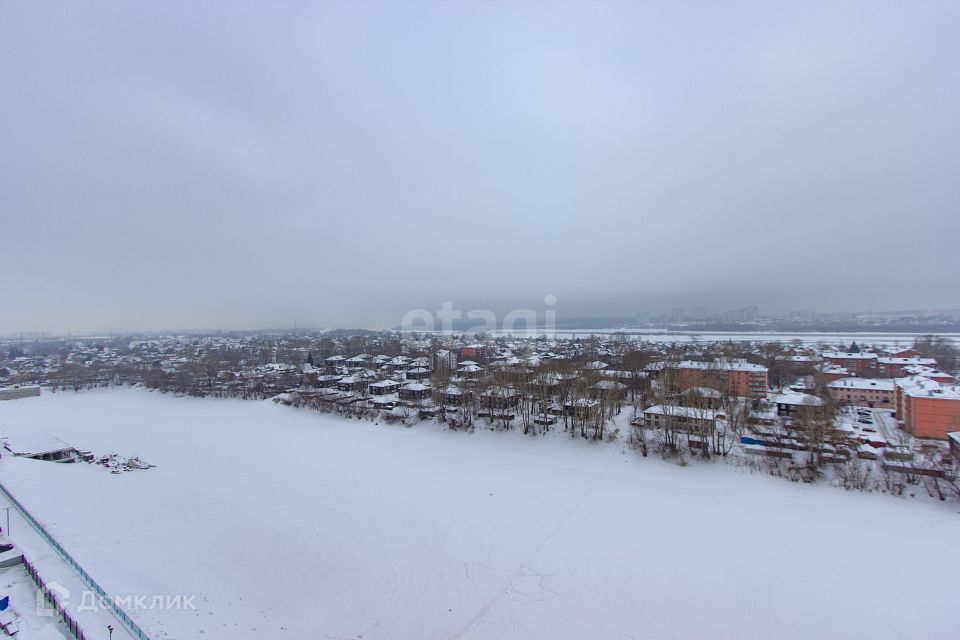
[0,389,957,640]
[0,563,69,640]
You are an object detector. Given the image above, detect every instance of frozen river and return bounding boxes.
[0,389,957,639]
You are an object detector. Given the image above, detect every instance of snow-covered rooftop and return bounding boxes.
[773,392,824,406]
[677,359,767,373]
[896,376,960,400]
[822,351,878,360]
[3,434,74,456]
[827,378,895,391]
[643,404,719,420]
[877,357,937,366]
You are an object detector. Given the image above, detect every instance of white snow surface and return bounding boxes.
[0,564,70,640]
[0,389,958,640]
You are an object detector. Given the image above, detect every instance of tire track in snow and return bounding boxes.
[448,445,620,640]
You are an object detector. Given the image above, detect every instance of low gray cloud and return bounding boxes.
[2,1,958,332]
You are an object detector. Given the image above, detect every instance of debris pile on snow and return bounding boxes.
[96,453,155,473]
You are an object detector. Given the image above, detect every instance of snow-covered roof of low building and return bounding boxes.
[582,361,609,370]
[827,378,895,391]
[600,369,645,380]
[3,434,75,456]
[682,386,722,398]
[643,405,719,420]
[370,379,401,388]
[566,398,599,408]
[814,363,850,375]
[591,380,626,390]
[481,386,517,397]
[773,392,824,406]
[533,372,564,385]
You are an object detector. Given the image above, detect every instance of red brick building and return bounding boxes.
[894,376,960,440]
[822,351,878,377]
[675,359,768,399]
[876,357,938,378]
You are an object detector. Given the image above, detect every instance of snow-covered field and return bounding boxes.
[0,389,957,639]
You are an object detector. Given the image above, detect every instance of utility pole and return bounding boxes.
[1,507,9,536]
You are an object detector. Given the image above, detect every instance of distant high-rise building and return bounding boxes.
[729,305,759,322]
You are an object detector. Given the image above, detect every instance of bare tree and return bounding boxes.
[911,335,957,371]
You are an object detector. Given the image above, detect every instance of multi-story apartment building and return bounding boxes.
[894,376,960,440]
[814,363,852,383]
[675,359,768,399]
[827,378,895,408]
[876,356,938,378]
[641,404,719,431]
[822,351,878,377]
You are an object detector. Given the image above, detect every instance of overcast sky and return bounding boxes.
[2,1,958,333]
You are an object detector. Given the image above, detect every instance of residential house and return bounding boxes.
[773,392,825,418]
[369,379,401,396]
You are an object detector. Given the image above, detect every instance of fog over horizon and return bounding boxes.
[3,1,959,334]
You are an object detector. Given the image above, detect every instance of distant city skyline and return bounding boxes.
[5,305,960,339]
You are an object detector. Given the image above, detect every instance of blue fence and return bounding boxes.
[0,481,151,640]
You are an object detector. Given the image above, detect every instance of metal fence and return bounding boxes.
[0,481,151,640]
[23,553,88,640]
